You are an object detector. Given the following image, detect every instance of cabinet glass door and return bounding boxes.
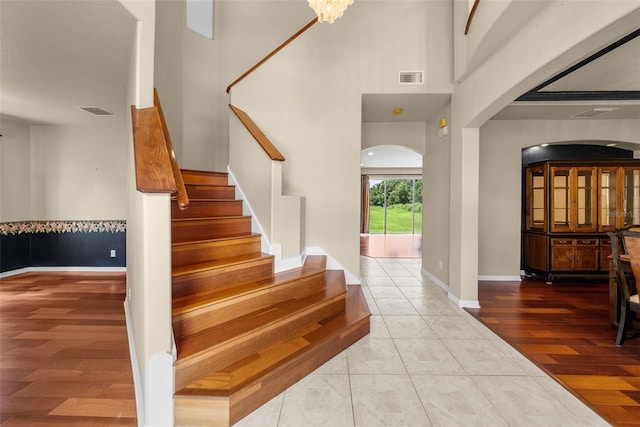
[551,168,571,232]
[575,167,596,231]
[526,166,546,231]
[599,168,617,231]
[624,168,640,227]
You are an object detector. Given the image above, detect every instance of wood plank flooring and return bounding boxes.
[0,272,137,426]
[467,277,640,426]
[6,268,637,425]
[360,233,421,258]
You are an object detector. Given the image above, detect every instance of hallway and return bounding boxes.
[236,257,606,426]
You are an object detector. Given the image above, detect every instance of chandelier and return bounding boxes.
[308,0,354,24]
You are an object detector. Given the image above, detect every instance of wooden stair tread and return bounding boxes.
[174,198,239,203]
[174,271,346,359]
[172,256,327,314]
[175,285,370,397]
[172,252,273,278]
[172,233,261,249]
[171,169,371,426]
[172,215,250,223]
[181,169,229,186]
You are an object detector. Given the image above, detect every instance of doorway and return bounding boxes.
[361,176,422,258]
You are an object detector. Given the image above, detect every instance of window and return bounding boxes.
[367,177,422,234]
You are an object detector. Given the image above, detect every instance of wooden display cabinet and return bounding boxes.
[599,166,640,231]
[524,160,640,281]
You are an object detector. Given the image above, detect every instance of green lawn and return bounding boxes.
[369,204,422,233]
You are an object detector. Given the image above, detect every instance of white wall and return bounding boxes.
[0,118,127,222]
[423,102,451,285]
[227,1,452,276]
[155,0,185,161]
[479,119,640,277]
[120,0,174,425]
[0,118,31,221]
[29,122,128,220]
[362,122,426,154]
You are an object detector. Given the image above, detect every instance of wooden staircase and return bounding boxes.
[172,169,371,426]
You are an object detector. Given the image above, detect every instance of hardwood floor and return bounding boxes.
[467,277,640,426]
[5,267,639,425]
[0,272,137,426]
[360,233,421,258]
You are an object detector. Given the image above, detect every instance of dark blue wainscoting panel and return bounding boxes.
[30,232,126,268]
[0,234,31,272]
[1,221,126,273]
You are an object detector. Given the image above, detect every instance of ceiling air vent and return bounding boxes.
[78,106,115,116]
[571,107,618,119]
[399,71,423,84]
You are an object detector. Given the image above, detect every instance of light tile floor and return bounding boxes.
[235,257,609,427]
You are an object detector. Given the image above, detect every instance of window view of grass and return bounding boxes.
[369,179,422,234]
[369,204,422,233]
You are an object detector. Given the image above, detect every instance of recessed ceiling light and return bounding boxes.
[540,143,549,147]
[606,143,617,147]
[368,152,374,156]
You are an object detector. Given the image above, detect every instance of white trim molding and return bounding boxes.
[0,266,126,279]
[422,268,480,308]
[421,268,449,293]
[478,275,522,282]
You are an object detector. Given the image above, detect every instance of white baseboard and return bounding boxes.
[124,299,144,427]
[448,293,481,309]
[0,266,126,279]
[421,268,480,308]
[478,275,522,282]
[421,268,449,293]
[124,298,175,427]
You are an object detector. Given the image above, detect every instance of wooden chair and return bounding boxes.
[620,224,640,254]
[616,231,640,346]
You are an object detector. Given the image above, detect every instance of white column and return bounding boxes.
[448,126,480,308]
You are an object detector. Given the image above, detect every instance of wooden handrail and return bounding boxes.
[131,104,176,194]
[464,0,480,35]
[154,89,189,210]
[229,104,285,161]
[226,18,318,94]
[130,90,189,210]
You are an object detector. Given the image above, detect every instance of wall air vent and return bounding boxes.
[571,107,618,119]
[78,106,115,116]
[399,71,423,84]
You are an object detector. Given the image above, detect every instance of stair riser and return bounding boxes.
[172,237,261,268]
[182,170,229,186]
[175,398,229,427]
[172,201,243,219]
[173,273,327,337]
[172,218,251,244]
[172,259,274,299]
[185,185,236,200]
[174,295,346,391]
